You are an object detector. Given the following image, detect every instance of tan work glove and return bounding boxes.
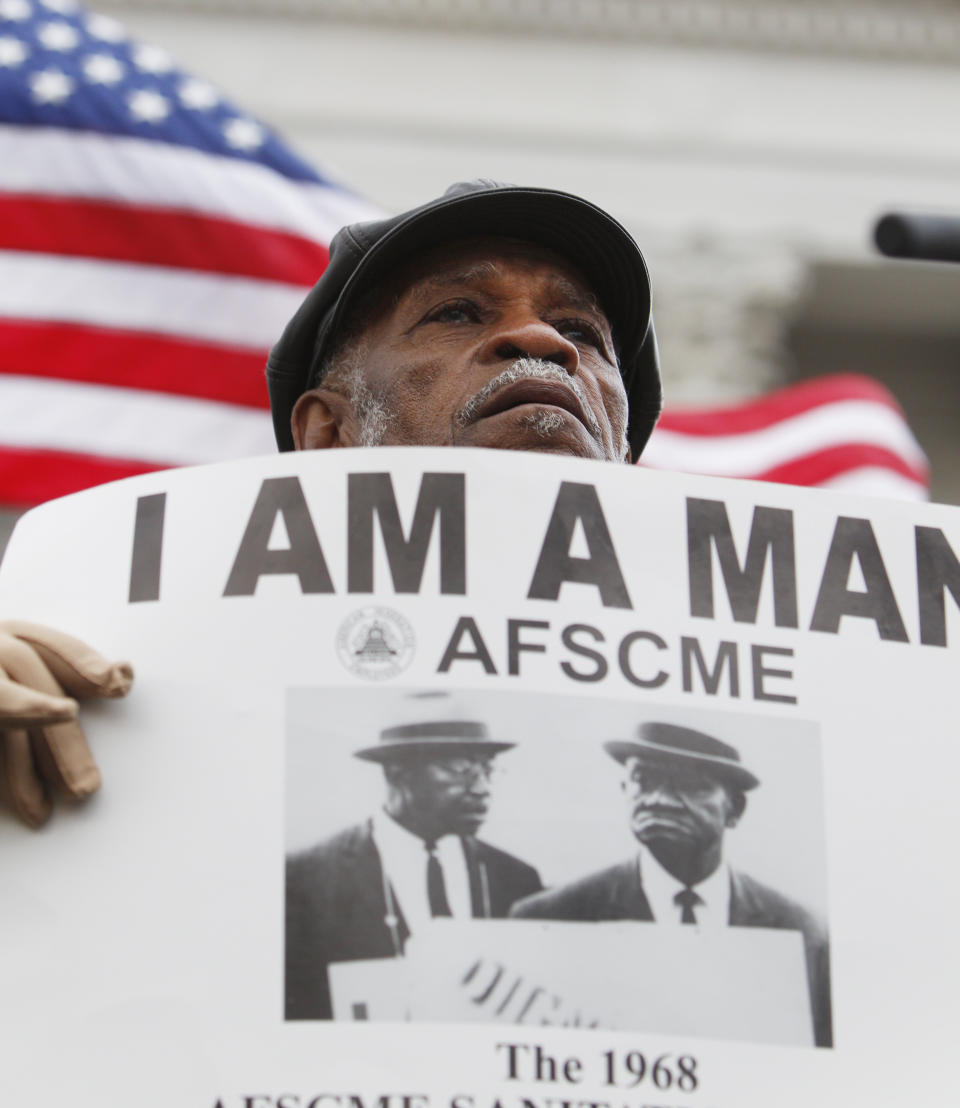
[0,621,133,828]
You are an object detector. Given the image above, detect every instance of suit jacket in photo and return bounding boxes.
[510,859,833,1048]
[285,819,542,1020]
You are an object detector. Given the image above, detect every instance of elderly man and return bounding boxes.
[510,722,833,1048]
[0,179,660,827]
[284,719,541,1020]
[266,179,660,461]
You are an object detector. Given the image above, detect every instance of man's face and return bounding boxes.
[621,756,740,857]
[390,752,496,839]
[294,238,630,462]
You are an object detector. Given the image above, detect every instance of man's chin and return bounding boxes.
[453,814,488,836]
[457,407,611,460]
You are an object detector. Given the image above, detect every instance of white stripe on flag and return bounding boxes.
[0,250,304,348]
[819,469,928,501]
[0,376,275,464]
[642,401,927,475]
[0,125,382,238]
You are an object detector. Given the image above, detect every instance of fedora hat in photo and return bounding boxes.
[354,720,515,763]
[604,721,760,792]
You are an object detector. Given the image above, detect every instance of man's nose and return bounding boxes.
[481,316,580,373]
[466,774,491,796]
[644,783,682,805]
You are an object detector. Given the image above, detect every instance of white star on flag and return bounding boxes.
[0,0,30,19]
[178,77,218,110]
[82,52,124,84]
[0,34,28,65]
[29,66,74,103]
[133,43,174,74]
[127,88,170,122]
[85,12,125,42]
[223,117,265,151]
[37,20,80,50]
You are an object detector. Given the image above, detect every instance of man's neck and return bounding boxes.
[382,804,445,843]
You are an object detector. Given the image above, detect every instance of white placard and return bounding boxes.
[402,921,812,1044]
[1,446,959,1108]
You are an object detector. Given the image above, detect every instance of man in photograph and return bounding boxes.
[510,721,833,1047]
[285,718,541,1019]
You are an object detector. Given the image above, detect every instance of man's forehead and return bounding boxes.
[388,236,607,314]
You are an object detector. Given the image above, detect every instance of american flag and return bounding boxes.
[0,1,929,505]
[643,374,930,501]
[0,0,380,504]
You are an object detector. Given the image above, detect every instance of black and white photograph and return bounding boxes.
[284,688,831,1047]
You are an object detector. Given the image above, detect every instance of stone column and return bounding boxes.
[638,231,811,405]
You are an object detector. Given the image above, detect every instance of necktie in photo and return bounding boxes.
[426,842,452,917]
[674,886,703,924]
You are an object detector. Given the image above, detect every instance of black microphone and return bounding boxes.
[874,213,960,263]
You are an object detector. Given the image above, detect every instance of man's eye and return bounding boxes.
[424,299,479,325]
[557,318,603,348]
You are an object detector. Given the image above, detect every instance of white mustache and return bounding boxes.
[455,358,603,442]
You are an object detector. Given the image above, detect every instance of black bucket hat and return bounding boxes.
[266,179,661,458]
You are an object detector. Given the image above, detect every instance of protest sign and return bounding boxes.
[1,446,958,1107]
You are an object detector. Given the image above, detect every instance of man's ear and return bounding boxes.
[726,790,747,827]
[291,388,359,451]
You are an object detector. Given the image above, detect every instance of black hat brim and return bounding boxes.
[604,738,760,792]
[354,738,515,763]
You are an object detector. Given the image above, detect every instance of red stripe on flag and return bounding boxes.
[0,446,172,507]
[0,194,329,285]
[656,375,905,436]
[0,318,271,408]
[751,444,929,488]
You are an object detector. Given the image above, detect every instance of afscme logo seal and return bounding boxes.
[336,607,415,680]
